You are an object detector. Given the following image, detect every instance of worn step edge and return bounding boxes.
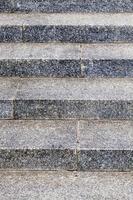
[1,0,133,13]
[2,25,133,43]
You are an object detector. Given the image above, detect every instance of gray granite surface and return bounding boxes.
[0,26,22,42]
[0,149,77,170]
[1,59,133,77]
[13,100,133,120]
[0,60,81,77]
[1,0,133,13]
[79,150,133,171]
[0,120,77,149]
[1,25,133,43]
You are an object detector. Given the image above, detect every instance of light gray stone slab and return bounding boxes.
[0,120,77,149]
[0,78,18,100]
[1,13,133,26]
[16,78,133,100]
[79,121,133,150]
[0,43,80,60]
[82,44,133,59]
[1,43,133,60]
[0,171,132,200]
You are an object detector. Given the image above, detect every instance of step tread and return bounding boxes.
[0,171,133,200]
[0,78,133,100]
[1,13,133,26]
[0,120,77,149]
[0,120,133,150]
[1,43,133,60]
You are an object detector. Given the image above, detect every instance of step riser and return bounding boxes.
[0,60,81,78]
[1,100,133,120]
[1,60,133,78]
[0,150,132,171]
[1,26,133,43]
[1,0,133,13]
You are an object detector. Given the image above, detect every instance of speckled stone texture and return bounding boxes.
[0,101,13,119]
[13,100,133,120]
[0,25,132,43]
[79,150,133,171]
[0,120,77,170]
[0,149,77,170]
[1,59,133,77]
[1,25,133,43]
[79,121,133,150]
[0,120,132,171]
[0,171,133,199]
[82,60,133,77]
[0,0,14,12]
[0,120,77,149]
[0,26,22,42]
[1,0,133,12]
[0,78,133,120]
[53,26,133,43]
[0,60,81,77]
[23,26,55,42]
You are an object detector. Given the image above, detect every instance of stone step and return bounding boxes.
[1,13,133,43]
[0,77,133,120]
[0,120,132,171]
[0,172,133,200]
[1,0,133,13]
[1,43,133,78]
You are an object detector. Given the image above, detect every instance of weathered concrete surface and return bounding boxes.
[0,171,133,200]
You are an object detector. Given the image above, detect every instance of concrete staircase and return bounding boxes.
[0,0,133,199]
